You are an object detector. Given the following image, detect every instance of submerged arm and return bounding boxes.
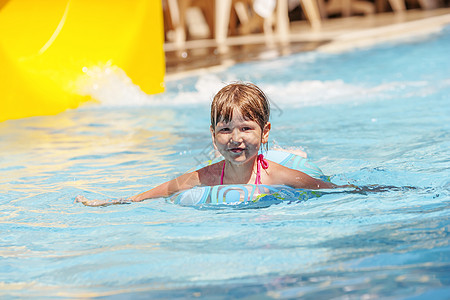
[283,169,394,191]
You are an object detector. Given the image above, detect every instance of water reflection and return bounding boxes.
[0,107,182,204]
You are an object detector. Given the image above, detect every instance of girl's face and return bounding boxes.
[210,109,270,165]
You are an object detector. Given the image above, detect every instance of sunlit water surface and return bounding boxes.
[1,28,449,299]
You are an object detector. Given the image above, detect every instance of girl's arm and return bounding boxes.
[75,171,201,207]
[289,170,337,189]
[276,165,338,190]
[130,171,200,201]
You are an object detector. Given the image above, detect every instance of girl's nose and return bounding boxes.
[231,129,242,143]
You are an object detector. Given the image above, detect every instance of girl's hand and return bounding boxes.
[74,195,90,205]
[74,195,131,207]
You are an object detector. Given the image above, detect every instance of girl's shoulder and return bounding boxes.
[265,159,321,187]
[196,160,224,186]
[264,150,327,180]
[266,160,301,178]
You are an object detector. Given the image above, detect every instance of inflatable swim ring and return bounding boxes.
[171,150,328,206]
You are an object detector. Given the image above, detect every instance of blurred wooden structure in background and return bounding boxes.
[162,0,448,54]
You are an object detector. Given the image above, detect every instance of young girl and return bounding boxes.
[76,82,341,206]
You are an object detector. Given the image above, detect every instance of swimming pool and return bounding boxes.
[1,26,449,298]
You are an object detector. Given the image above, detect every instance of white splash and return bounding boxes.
[76,64,447,109]
[76,62,152,107]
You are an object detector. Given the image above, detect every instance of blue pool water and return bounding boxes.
[1,27,450,298]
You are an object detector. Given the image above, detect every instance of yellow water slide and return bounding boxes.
[0,0,165,122]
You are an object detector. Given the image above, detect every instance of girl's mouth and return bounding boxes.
[229,148,245,153]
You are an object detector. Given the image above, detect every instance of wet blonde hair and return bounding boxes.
[211,82,270,131]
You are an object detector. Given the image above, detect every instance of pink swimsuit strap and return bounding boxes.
[220,154,269,185]
[255,154,269,185]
